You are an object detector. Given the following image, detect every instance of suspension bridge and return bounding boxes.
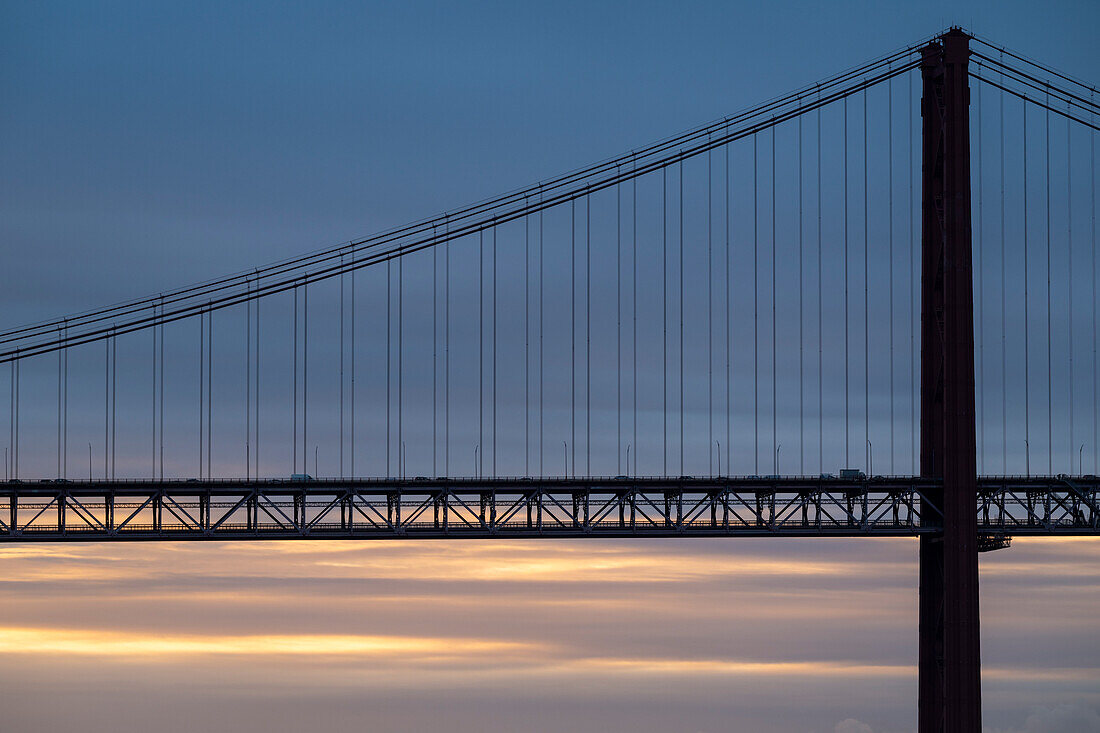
[2,28,1098,732]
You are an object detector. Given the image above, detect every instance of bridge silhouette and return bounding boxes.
[2,28,1098,733]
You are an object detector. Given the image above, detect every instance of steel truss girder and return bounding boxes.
[0,476,1096,541]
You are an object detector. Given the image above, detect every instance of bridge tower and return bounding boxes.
[918,29,981,733]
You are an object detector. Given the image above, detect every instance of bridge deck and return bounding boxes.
[1,476,1096,541]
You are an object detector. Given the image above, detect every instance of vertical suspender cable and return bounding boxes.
[587,192,591,476]
[247,286,251,480]
[798,114,804,475]
[910,71,916,474]
[618,169,622,474]
[863,88,869,474]
[444,221,450,477]
[708,146,714,474]
[663,168,668,476]
[54,332,60,479]
[479,230,484,477]
[1024,102,1031,475]
[160,301,166,479]
[754,136,759,474]
[64,326,68,479]
[526,205,531,477]
[351,261,357,477]
[208,308,213,479]
[1001,63,1008,474]
[397,253,401,477]
[386,263,391,477]
[297,288,306,475]
[13,359,17,479]
[820,101,825,473]
[112,332,116,480]
[633,170,638,475]
[539,198,544,476]
[57,332,62,477]
[292,287,298,475]
[680,158,685,476]
[1067,107,1074,472]
[1086,89,1095,473]
[9,362,13,480]
[434,234,438,478]
[1046,94,1053,475]
[889,75,895,473]
[201,314,206,478]
[571,202,576,476]
[726,142,732,475]
[340,264,345,478]
[772,128,777,474]
[204,309,212,479]
[253,291,259,479]
[978,74,985,473]
[493,223,498,477]
[9,361,14,480]
[54,339,62,477]
[844,96,850,469]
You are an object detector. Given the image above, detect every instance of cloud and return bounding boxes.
[0,537,1096,733]
[832,718,918,733]
[835,720,874,733]
[987,704,1100,733]
[0,627,540,662]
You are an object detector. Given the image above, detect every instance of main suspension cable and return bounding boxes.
[0,44,927,352]
[1,60,923,364]
[970,49,1100,114]
[971,34,1098,97]
[970,73,1100,132]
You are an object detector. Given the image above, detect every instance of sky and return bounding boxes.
[2,1,1099,731]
